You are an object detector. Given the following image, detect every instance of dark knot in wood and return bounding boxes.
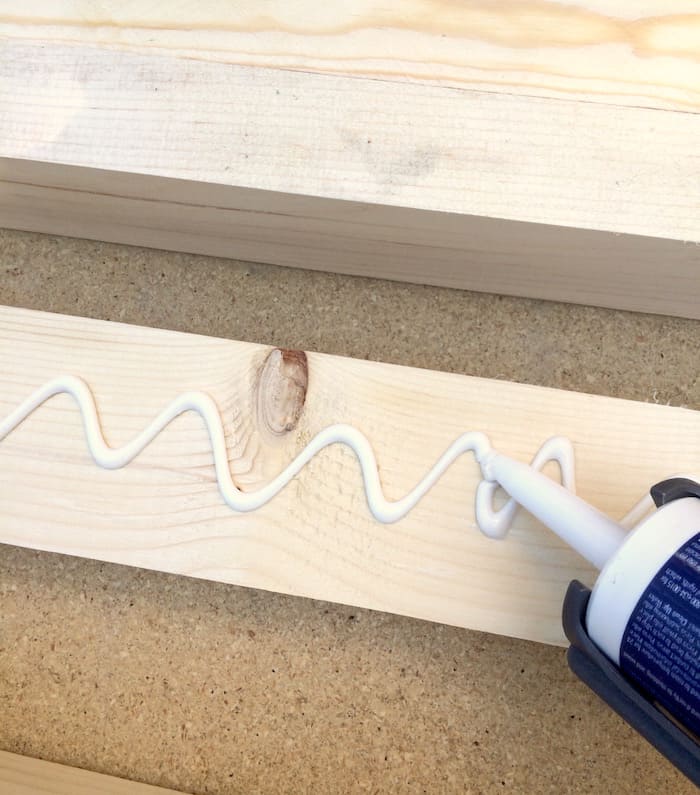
[256,348,308,435]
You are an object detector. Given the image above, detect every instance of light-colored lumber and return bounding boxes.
[3,157,699,318]
[7,36,694,241]
[1,37,699,317]
[2,1,699,113]
[1,306,699,647]
[0,750,185,794]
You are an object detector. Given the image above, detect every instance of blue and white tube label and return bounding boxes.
[620,532,700,737]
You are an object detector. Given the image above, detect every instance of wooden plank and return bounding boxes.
[0,750,185,794]
[1,305,699,646]
[3,158,699,318]
[2,1,699,113]
[6,38,695,243]
[1,39,699,317]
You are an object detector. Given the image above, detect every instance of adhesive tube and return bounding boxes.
[586,495,700,738]
[482,454,700,740]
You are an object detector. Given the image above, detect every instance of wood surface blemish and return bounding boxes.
[256,348,308,436]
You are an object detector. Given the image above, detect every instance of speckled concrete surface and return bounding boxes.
[1,229,698,794]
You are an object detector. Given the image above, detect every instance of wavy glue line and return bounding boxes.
[0,375,579,537]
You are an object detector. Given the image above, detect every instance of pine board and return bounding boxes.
[1,18,699,317]
[1,306,699,646]
[0,750,184,794]
[3,36,696,242]
[2,1,699,112]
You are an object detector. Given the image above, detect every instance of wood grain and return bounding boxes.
[2,1,699,112]
[2,305,699,647]
[1,39,699,318]
[0,750,185,794]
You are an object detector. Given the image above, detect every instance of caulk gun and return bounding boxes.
[481,450,700,785]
